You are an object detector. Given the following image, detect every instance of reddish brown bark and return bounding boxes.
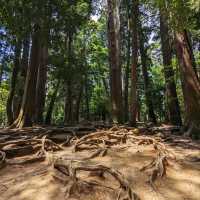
[35,45,48,123]
[160,10,182,126]
[107,0,123,123]
[175,30,200,137]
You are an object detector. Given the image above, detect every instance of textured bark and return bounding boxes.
[160,10,182,126]
[185,31,198,79]
[85,74,90,120]
[35,45,48,123]
[45,80,60,125]
[75,84,83,122]
[138,20,157,124]
[21,37,30,78]
[64,32,74,125]
[124,1,131,122]
[6,41,22,125]
[130,0,139,126]
[107,0,123,123]
[175,30,200,138]
[15,37,31,120]
[11,26,41,128]
[64,80,73,124]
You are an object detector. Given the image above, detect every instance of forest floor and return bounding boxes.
[0,124,199,200]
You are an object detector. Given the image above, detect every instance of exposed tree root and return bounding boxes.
[140,153,168,189]
[3,145,35,158]
[52,159,140,200]
[0,151,6,169]
[0,125,178,198]
[140,141,175,189]
[73,126,162,157]
[7,155,45,165]
[0,135,64,168]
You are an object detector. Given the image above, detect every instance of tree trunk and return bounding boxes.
[85,74,90,120]
[130,0,139,126]
[175,30,200,138]
[45,80,60,125]
[185,31,198,79]
[107,0,123,123]
[10,26,41,128]
[6,41,22,125]
[75,84,83,122]
[15,36,31,120]
[16,37,30,113]
[64,80,73,124]
[21,37,30,78]
[0,59,4,86]
[160,10,182,126]
[124,1,131,122]
[35,45,48,124]
[138,19,157,124]
[64,31,74,125]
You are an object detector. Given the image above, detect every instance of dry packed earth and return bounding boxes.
[0,125,200,200]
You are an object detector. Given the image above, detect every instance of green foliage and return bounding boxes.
[0,81,9,125]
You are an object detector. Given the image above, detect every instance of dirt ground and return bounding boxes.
[0,134,200,200]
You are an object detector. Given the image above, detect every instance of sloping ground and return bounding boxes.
[0,126,199,200]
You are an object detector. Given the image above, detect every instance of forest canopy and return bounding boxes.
[0,0,200,138]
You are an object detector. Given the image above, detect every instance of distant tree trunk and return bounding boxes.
[64,31,74,125]
[0,60,4,86]
[6,41,22,125]
[124,2,131,122]
[85,74,90,120]
[107,0,123,123]
[75,83,83,122]
[138,20,157,124]
[10,26,41,128]
[159,10,182,126]
[102,77,109,98]
[64,80,73,124]
[45,80,60,125]
[175,30,200,137]
[130,0,139,126]
[35,45,48,124]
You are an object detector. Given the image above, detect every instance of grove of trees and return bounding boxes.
[0,0,199,138]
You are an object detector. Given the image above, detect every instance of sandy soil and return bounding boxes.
[0,137,199,200]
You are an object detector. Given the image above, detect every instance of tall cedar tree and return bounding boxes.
[138,14,157,123]
[159,9,182,126]
[107,0,123,123]
[130,0,139,126]
[175,30,200,137]
[123,0,131,122]
[172,1,200,137]
[10,26,41,128]
[64,32,74,124]
[35,45,48,123]
[6,41,22,125]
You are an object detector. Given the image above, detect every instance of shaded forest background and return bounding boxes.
[0,0,200,137]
